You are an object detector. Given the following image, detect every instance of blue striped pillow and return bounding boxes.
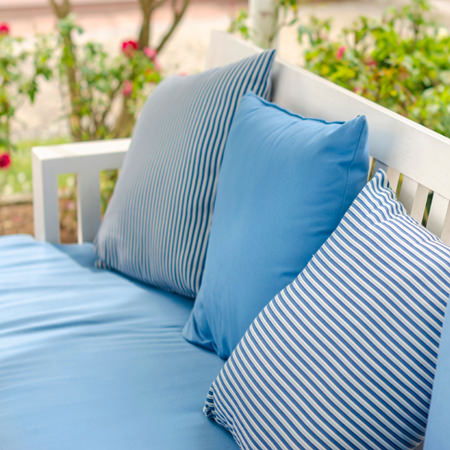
[205,170,450,450]
[95,50,275,297]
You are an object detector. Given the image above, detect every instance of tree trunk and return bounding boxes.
[63,33,83,141]
[138,0,152,48]
[112,98,135,138]
[49,0,83,140]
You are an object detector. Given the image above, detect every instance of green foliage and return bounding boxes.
[0,137,70,196]
[0,137,117,215]
[298,0,450,137]
[229,9,250,41]
[55,15,163,140]
[0,33,52,154]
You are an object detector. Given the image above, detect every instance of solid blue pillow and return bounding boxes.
[204,170,450,450]
[183,92,369,359]
[424,300,450,450]
[95,50,275,298]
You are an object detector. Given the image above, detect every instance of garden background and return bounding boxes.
[0,0,449,242]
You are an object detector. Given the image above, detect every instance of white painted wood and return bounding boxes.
[249,0,278,49]
[386,167,400,194]
[32,139,129,243]
[32,149,60,243]
[398,176,418,214]
[440,207,450,244]
[77,168,101,243]
[410,184,430,223]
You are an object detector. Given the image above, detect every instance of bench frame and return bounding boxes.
[32,31,450,244]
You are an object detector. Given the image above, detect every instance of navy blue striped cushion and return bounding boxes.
[205,170,450,450]
[95,50,275,297]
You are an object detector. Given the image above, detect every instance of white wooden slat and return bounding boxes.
[32,151,60,243]
[440,206,450,244]
[386,167,401,194]
[410,184,430,223]
[207,32,450,201]
[77,168,101,243]
[398,176,418,214]
[426,193,449,236]
[32,139,129,243]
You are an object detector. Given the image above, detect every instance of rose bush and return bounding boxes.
[54,15,163,141]
[0,22,52,160]
[298,0,450,137]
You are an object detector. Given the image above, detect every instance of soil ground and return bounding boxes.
[1,198,77,243]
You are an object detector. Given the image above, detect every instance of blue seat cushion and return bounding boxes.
[0,235,236,450]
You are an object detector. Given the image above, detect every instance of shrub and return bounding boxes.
[298,0,450,137]
[0,23,52,161]
[54,14,162,141]
[49,0,189,140]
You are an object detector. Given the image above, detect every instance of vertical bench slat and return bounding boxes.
[440,207,450,244]
[398,176,418,214]
[32,153,60,243]
[386,167,400,194]
[427,193,449,237]
[77,169,101,243]
[410,184,430,223]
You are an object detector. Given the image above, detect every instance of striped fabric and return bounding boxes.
[95,50,275,297]
[204,170,450,450]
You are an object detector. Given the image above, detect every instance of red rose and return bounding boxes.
[0,152,11,169]
[0,22,10,36]
[122,80,133,96]
[336,45,346,60]
[121,40,138,57]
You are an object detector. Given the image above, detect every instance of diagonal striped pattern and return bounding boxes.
[205,170,450,450]
[95,50,275,297]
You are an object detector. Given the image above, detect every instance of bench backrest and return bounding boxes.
[207,31,450,244]
[32,31,450,249]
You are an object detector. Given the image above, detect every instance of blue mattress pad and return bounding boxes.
[0,235,236,450]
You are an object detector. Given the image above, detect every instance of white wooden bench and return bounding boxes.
[32,31,450,247]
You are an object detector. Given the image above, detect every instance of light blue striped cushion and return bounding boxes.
[95,50,275,297]
[205,170,450,450]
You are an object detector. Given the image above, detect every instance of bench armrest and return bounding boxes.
[32,138,130,244]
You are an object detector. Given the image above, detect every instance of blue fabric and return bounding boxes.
[0,235,236,450]
[184,93,369,359]
[204,170,450,450]
[424,300,450,450]
[95,51,275,298]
